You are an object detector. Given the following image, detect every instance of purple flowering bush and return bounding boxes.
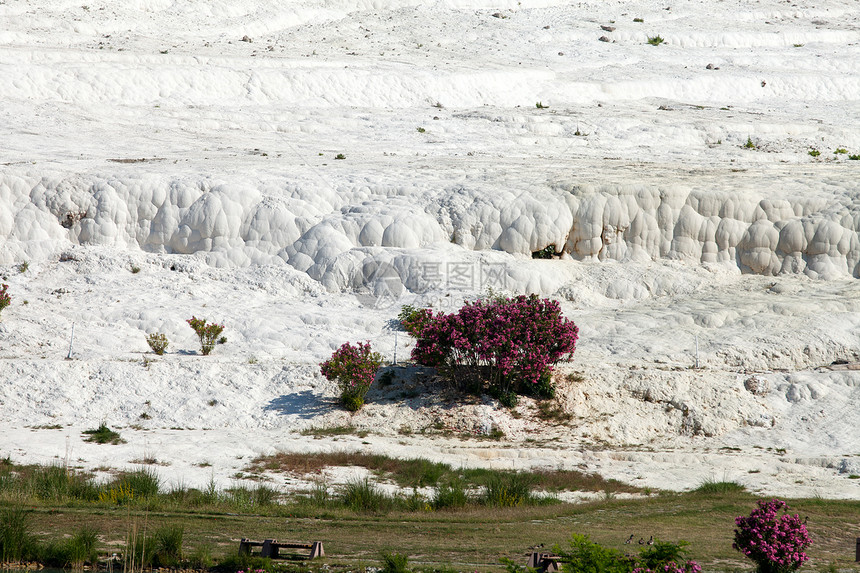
[397,305,435,338]
[733,499,812,573]
[409,294,578,405]
[321,341,383,412]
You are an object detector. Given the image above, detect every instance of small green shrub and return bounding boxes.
[66,525,99,568]
[0,505,36,563]
[188,543,214,570]
[146,332,168,355]
[555,534,700,573]
[417,127,426,133]
[834,148,848,154]
[849,154,860,160]
[219,553,273,573]
[432,480,470,510]
[532,244,557,259]
[152,525,183,567]
[187,316,224,356]
[381,551,411,573]
[341,478,393,513]
[483,473,536,507]
[536,400,572,423]
[647,35,664,45]
[17,261,28,273]
[106,467,161,500]
[130,265,141,274]
[492,389,518,408]
[521,368,556,399]
[808,149,820,157]
[32,463,100,501]
[744,137,756,149]
[0,283,11,317]
[227,484,279,507]
[301,481,330,508]
[633,17,644,22]
[536,102,548,109]
[693,478,745,494]
[335,153,346,160]
[82,423,125,445]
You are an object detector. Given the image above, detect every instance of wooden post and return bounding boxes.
[855,537,860,562]
[261,539,279,559]
[239,539,249,555]
[310,541,325,559]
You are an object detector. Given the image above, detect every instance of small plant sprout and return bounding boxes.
[744,136,757,149]
[334,153,346,160]
[808,149,820,157]
[647,35,664,46]
[146,332,169,355]
[536,101,548,109]
[17,261,28,273]
[187,317,225,356]
[633,17,644,22]
[0,284,11,319]
[131,265,141,274]
[416,127,426,133]
[834,148,848,154]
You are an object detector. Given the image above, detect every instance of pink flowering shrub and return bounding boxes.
[398,305,435,338]
[321,341,383,412]
[733,499,812,573]
[409,294,578,405]
[0,284,10,317]
[187,316,225,355]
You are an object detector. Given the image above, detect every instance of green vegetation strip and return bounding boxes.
[3,457,860,571]
[3,493,860,571]
[246,452,640,493]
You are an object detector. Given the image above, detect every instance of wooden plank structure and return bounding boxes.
[527,552,560,573]
[239,538,325,560]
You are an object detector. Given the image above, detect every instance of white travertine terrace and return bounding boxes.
[4,174,860,290]
[1,0,860,499]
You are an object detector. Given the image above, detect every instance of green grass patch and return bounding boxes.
[692,479,746,494]
[247,452,641,496]
[301,425,368,439]
[5,492,860,571]
[82,423,125,444]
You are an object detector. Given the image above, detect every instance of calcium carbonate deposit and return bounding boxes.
[1,0,860,499]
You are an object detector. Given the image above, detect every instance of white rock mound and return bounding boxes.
[3,172,860,289]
